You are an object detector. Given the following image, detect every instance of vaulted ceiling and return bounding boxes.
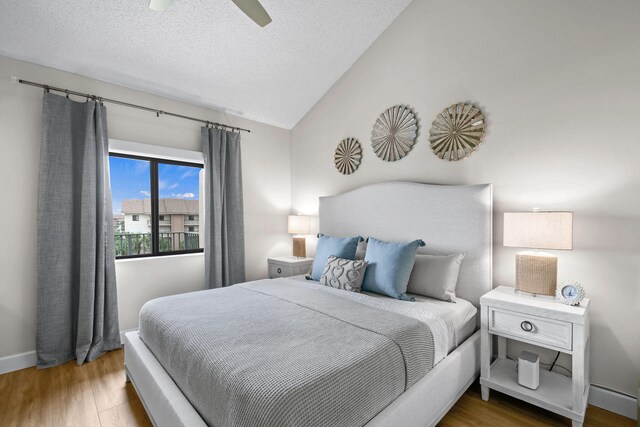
[1,0,413,128]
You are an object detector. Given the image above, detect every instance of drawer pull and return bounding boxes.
[277,267,282,274]
[520,321,533,332]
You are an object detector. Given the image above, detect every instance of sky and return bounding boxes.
[109,156,201,214]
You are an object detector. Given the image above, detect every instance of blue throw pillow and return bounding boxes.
[362,237,425,300]
[309,234,361,281]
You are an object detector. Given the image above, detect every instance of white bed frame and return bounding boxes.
[125,181,493,427]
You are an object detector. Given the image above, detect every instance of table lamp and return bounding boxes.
[503,211,573,295]
[288,214,310,258]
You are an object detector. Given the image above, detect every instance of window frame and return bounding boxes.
[110,152,204,260]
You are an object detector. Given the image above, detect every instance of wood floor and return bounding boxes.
[0,349,150,427]
[0,349,634,427]
[440,382,635,427]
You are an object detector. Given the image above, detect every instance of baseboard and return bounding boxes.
[0,350,37,375]
[0,327,139,375]
[589,384,638,420]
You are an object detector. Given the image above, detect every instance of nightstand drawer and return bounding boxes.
[267,257,313,279]
[269,264,292,278]
[488,307,572,350]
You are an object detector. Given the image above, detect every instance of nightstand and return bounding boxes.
[480,286,590,427]
[267,256,313,279]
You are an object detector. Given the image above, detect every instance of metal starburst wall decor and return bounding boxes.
[429,103,486,161]
[334,137,362,175]
[371,105,418,162]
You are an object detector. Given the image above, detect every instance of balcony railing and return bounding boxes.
[115,232,200,257]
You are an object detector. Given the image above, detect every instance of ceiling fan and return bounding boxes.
[148,0,272,27]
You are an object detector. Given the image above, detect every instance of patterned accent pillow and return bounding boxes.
[319,256,368,293]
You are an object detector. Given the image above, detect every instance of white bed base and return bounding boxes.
[125,331,206,427]
[125,182,491,426]
[125,330,480,427]
[368,331,480,427]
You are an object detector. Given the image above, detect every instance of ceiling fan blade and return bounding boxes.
[149,0,174,12]
[231,0,272,27]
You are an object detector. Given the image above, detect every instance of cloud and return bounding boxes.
[134,161,150,175]
[159,180,179,191]
[160,192,195,199]
[140,190,150,197]
[174,192,195,199]
[180,170,195,179]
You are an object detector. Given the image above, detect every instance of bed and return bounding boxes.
[124,181,493,426]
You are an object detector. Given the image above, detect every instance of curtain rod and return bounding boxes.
[18,79,251,133]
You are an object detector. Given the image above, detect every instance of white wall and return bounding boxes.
[0,55,291,356]
[124,214,151,234]
[291,0,640,397]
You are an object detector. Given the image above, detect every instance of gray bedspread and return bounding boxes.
[139,278,435,427]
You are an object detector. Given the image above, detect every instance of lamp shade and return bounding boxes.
[503,212,573,250]
[288,215,311,235]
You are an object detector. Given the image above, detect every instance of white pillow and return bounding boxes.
[355,240,367,260]
[407,253,464,302]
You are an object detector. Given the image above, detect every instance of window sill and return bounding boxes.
[115,251,204,264]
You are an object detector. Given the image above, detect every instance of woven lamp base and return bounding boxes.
[515,252,557,296]
[292,236,306,258]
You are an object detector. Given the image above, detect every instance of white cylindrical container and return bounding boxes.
[518,351,540,390]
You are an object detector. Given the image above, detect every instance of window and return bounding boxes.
[188,215,195,221]
[109,153,204,258]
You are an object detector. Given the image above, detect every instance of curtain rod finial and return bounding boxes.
[11,76,18,84]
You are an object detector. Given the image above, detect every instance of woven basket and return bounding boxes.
[515,253,557,296]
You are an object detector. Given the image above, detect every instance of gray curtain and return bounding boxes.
[36,93,120,368]
[202,127,245,288]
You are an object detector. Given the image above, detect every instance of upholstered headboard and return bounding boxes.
[319,182,492,308]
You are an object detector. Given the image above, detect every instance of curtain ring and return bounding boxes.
[43,85,50,93]
[65,89,69,98]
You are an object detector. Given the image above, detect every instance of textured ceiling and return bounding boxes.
[0,0,412,128]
